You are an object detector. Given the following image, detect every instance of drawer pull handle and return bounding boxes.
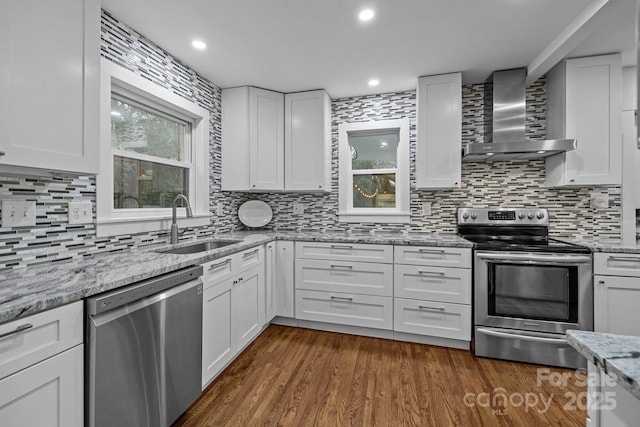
[608,256,640,262]
[0,323,33,339]
[418,248,445,254]
[209,259,231,270]
[418,270,445,276]
[330,264,353,269]
[331,245,353,250]
[243,249,260,258]
[418,305,445,312]
[330,296,353,302]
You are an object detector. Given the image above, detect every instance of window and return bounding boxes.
[97,59,210,237]
[338,118,410,223]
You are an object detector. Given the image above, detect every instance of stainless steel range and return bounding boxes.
[458,207,593,369]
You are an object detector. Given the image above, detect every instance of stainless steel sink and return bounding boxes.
[158,240,241,254]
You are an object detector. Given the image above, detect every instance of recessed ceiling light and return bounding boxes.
[368,79,380,87]
[191,40,207,50]
[536,150,546,154]
[358,9,375,21]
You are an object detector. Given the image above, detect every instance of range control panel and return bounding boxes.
[457,208,549,226]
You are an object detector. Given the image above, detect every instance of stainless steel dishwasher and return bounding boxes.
[86,265,203,427]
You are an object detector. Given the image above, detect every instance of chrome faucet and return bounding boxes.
[171,194,193,244]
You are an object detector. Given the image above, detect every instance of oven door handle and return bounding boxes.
[476,327,568,344]
[476,252,591,265]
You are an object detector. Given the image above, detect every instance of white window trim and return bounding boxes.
[96,59,210,237]
[338,118,410,223]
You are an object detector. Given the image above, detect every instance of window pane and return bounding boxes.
[353,173,396,208]
[349,131,398,170]
[111,98,187,161]
[113,156,188,209]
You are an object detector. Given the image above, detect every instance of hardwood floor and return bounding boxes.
[174,325,587,427]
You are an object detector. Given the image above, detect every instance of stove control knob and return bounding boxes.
[527,212,534,219]
[462,212,469,220]
[517,211,525,219]
[536,211,545,219]
[470,212,478,219]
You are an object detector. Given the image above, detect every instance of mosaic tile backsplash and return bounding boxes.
[0,9,622,270]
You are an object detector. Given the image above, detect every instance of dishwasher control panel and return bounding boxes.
[87,265,203,315]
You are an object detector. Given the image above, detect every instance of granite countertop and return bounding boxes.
[589,240,640,254]
[0,230,472,324]
[567,330,640,401]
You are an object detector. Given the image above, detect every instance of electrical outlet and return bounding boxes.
[68,201,93,224]
[1,200,36,227]
[422,202,432,216]
[293,202,304,215]
[217,202,224,216]
[589,192,609,209]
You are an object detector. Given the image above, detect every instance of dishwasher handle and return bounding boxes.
[87,265,203,315]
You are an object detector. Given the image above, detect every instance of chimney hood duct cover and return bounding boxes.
[462,68,576,161]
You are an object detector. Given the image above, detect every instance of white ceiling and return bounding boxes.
[101,0,637,99]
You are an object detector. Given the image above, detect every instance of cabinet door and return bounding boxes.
[0,345,83,427]
[233,265,265,350]
[265,242,276,323]
[594,275,640,336]
[0,0,99,175]
[284,90,331,192]
[202,280,234,387]
[415,73,462,189]
[546,54,622,186]
[249,87,284,190]
[275,241,295,318]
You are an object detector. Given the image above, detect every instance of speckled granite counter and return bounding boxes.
[589,240,640,254]
[567,330,640,401]
[0,230,472,324]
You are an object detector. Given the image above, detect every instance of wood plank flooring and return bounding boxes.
[174,325,587,427]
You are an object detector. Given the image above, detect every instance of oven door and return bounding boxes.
[475,251,593,334]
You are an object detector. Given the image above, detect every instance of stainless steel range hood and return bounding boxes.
[462,68,576,161]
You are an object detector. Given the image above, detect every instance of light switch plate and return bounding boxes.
[589,192,609,209]
[68,201,93,224]
[2,200,36,228]
[293,202,304,215]
[217,202,224,216]
[422,202,432,216]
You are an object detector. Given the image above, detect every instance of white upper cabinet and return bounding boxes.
[415,73,462,189]
[545,54,622,187]
[222,87,284,191]
[0,0,99,175]
[222,87,331,192]
[284,90,331,192]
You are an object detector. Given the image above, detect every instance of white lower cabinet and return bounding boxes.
[202,280,234,385]
[393,298,471,341]
[587,362,640,427]
[0,345,83,427]
[266,241,295,322]
[0,301,83,427]
[594,252,640,335]
[201,246,265,387]
[295,289,393,330]
[393,246,472,345]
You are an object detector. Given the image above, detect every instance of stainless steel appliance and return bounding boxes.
[458,208,592,369]
[86,265,203,427]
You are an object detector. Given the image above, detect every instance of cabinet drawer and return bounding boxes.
[202,255,234,289]
[295,290,392,330]
[295,241,393,263]
[0,301,83,380]
[237,246,264,270]
[394,265,471,304]
[394,298,471,341]
[295,259,393,296]
[394,246,471,268]
[594,253,640,277]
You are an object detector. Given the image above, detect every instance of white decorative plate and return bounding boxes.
[238,200,273,228]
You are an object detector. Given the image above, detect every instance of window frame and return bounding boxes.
[96,59,210,237]
[338,118,410,223]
